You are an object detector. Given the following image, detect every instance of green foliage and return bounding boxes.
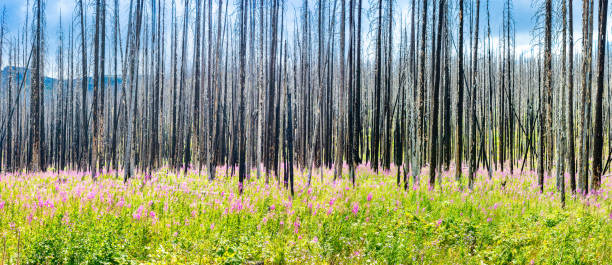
[0,167,610,264]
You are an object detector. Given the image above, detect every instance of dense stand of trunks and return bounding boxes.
[0,0,610,200]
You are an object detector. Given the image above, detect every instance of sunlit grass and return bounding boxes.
[0,164,610,264]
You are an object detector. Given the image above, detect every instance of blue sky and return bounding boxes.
[0,0,609,77]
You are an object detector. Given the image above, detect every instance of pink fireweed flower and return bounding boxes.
[231,200,244,212]
[133,205,145,220]
[487,217,492,222]
[436,218,442,226]
[149,210,156,219]
[210,223,215,230]
[62,214,70,226]
[87,190,97,200]
[45,199,55,209]
[352,202,359,216]
[367,193,372,202]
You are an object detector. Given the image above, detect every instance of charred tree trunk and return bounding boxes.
[29,0,43,172]
[567,0,576,194]
[428,0,445,188]
[468,0,480,190]
[591,0,608,191]
[539,0,552,193]
[455,0,465,183]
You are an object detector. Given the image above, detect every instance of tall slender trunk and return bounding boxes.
[29,0,43,172]
[539,0,552,193]
[468,0,480,190]
[428,0,445,188]
[559,0,568,207]
[455,0,465,183]
[579,0,593,195]
[78,0,88,170]
[334,0,346,179]
[567,0,576,193]
[371,0,382,173]
[238,0,248,193]
[416,0,427,179]
[591,0,608,191]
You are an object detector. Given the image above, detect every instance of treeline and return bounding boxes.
[0,0,609,200]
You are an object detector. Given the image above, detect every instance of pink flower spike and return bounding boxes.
[352,202,359,216]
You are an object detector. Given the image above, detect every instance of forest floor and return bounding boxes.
[0,164,610,264]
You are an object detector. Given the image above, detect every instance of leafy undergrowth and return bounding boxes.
[0,164,610,264]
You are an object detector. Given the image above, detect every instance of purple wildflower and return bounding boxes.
[133,205,144,220]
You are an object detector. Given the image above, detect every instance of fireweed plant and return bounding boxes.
[0,164,610,264]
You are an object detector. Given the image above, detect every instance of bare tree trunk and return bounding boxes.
[238,0,248,194]
[416,0,427,179]
[371,0,382,173]
[567,0,576,193]
[591,0,608,191]
[559,0,568,207]
[334,0,345,180]
[428,0,445,188]
[123,0,144,182]
[468,0,480,190]
[29,0,43,172]
[382,0,392,170]
[78,0,88,170]
[170,0,178,169]
[455,0,465,184]
[110,0,120,172]
[578,0,593,195]
[539,0,552,193]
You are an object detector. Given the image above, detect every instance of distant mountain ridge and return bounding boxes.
[1,66,122,92]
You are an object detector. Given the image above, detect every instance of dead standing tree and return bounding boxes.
[428,0,445,188]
